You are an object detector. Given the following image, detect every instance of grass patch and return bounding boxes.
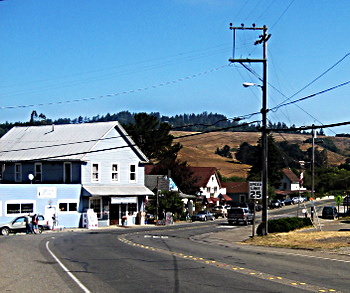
[244,230,350,250]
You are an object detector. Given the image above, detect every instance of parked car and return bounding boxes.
[269,199,284,209]
[227,207,254,225]
[191,211,215,221]
[37,214,52,230]
[322,206,338,219]
[282,198,294,205]
[211,206,227,218]
[248,202,262,211]
[292,197,305,204]
[0,215,46,236]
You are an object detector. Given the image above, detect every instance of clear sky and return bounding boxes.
[1,0,349,135]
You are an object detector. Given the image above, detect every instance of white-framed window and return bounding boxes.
[129,164,136,182]
[64,162,72,183]
[5,200,35,216]
[15,163,22,182]
[206,187,211,193]
[111,163,119,182]
[91,163,100,182]
[34,163,42,182]
[58,200,78,213]
[89,197,102,219]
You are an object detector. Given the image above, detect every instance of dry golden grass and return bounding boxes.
[244,230,350,250]
[171,131,349,178]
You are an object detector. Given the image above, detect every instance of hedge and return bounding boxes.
[256,217,312,236]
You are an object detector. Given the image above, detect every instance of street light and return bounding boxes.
[243,80,268,236]
[242,82,262,88]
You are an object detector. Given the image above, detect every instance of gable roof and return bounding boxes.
[0,121,148,162]
[189,167,220,188]
[282,168,299,183]
[222,182,249,194]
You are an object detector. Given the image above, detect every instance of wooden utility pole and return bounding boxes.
[229,24,271,235]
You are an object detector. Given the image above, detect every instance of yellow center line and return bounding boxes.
[118,234,343,293]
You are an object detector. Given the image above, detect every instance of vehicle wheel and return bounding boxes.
[1,227,10,236]
[203,217,207,221]
[38,226,43,234]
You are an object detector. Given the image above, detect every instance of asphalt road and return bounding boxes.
[1,198,348,293]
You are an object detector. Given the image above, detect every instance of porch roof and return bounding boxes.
[82,185,154,197]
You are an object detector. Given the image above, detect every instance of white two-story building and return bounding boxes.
[0,121,153,228]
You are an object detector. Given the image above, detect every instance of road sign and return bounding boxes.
[249,181,262,199]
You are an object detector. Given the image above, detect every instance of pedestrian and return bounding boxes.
[32,214,39,234]
[25,214,33,234]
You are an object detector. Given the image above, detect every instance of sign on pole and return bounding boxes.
[249,181,262,200]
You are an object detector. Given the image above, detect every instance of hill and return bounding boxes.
[171,131,349,178]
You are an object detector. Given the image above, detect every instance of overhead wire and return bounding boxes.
[0,64,230,110]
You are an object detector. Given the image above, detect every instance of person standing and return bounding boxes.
[32,214,39,234]
[25,214,33,234]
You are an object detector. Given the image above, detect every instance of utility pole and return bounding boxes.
[312,124,315,200]
[229,24,271,235]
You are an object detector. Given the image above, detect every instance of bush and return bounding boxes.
[256,217,312,235]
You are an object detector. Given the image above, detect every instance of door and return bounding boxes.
[44,206,57,229]
[110,203,119,225]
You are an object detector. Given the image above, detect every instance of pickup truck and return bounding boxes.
[227,207,254,225]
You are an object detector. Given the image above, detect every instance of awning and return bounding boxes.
[207,197,219,204]
[82,185,154,197]
[218,194,232,201]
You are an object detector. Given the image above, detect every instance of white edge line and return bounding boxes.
[46,241,91,293]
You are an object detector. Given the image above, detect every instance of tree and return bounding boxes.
[247,134,283,188]
[29,110,47,125]
[123,113,182,163]
[146,190,184,220]
[215,145,232,158]
[334,194,343,213]
[235,142,256,165]
[149,159,199,195]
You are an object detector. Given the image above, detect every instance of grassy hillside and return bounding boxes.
[171,131,349,178]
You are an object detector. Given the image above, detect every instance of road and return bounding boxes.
[0,199,348,293]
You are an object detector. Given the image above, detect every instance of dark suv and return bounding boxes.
[227,207,254,225]
[322,206,338,219]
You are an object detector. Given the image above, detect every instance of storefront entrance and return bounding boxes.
[109,203,119,225]
[109,197,137,225]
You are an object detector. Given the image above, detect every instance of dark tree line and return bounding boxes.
[0,110,326,139]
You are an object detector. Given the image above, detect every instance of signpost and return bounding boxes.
[249,181,262,237]
[249,181,262,200]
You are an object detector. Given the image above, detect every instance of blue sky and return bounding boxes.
[1,0,349,135]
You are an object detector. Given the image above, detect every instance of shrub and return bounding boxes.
[256,217,312,236]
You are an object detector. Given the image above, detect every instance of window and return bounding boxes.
[111,163,119,182]
[92,163,100,182]
[129,164,136,182]
[58,201,78,212]
[6,201,34,215]
[89,197,102,219]
[15,163,22,182]
[34,163,42,182]
[213,186,217,193]
[207,187,211,193]
[64,162,72,183]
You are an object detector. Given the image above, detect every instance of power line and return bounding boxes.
[0,65,229,110]
[270,80,350,112]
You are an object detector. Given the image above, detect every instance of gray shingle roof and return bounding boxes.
[0,121,148,162]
